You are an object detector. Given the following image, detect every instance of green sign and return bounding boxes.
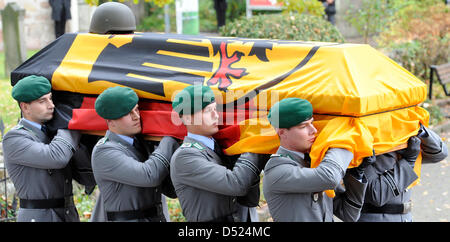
[176,0,199,35]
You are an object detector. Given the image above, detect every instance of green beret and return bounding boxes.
[12,75,51,102]
[268,98,313,128]
[95,86,139,120]
[172,85,216,115]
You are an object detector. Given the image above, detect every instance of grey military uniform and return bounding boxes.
[170,136,265,222]
[2,119,81,222]
[263,146,367,222]
[91,131,178,222]
[359,126,448,222]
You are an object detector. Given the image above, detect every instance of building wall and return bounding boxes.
[0,0,96,51]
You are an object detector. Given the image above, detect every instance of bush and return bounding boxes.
[278,0,325,17]
[344,0,393,44]
[219,13,345,42]
[137,0,221,33]
[422,101,445,126]
[376,2,450,81]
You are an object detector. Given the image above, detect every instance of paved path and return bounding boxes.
[411,129,450,222]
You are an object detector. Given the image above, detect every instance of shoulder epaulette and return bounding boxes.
[180,142,205,150]
[180,142,192,148]
[192,142,204,150]
[96,137,108,146]
[271,154,294,160]
[13,124,24,130]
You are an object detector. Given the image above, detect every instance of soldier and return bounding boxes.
[2,75,81,222]
[170,85,269,222]
[262,97,368,222]
[88,2,174,222]
[358,124,448,222]
[91,86,179,222]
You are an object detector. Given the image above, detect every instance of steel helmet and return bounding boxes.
[89,2,136,34]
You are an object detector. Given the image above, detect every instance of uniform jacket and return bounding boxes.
[91,131,178,222]
[170,136,266,222]
[263,147,367,222]
[49,0,71,21]
[2,119,80,222]
[359,126,448,222]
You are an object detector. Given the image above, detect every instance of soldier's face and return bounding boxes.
[183,102,219,137]
[278,118,317,153]
[20,92,54,124]
[107,104,142,137]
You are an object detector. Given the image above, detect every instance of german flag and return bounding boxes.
[11,32,428,196]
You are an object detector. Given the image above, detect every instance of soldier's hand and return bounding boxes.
[360,150,376,169]
[396,136,421,164]
[348,150,375,180]
[417,123,445,153]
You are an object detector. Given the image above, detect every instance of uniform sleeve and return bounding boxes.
[3,129,80,169]
[333,173,368,222]
[171,149,260,196]
[92,145,169,188]
[420,127,448,163]
[265,148,353,194]
[363,158,418,207]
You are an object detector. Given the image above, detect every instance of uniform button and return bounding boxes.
[65,179,69,184]
[232,198,236,203]
[66,210,70,215]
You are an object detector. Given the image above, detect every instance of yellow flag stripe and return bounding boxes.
[142,62,211,77]
[157,50,213,62]
[126,73,168,83]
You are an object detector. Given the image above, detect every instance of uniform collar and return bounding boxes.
[187,132,215,151]
[105,130,134,148]
[22,118,42,130]
[277,146,309,167]
[279,146,305,160]
[116,133,134,146]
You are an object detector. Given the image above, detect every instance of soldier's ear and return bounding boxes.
[105,119,114,128]
[19,102,30,115]
[277,128,287,138]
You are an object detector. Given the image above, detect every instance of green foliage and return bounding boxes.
[344,0,393,44]
[198,0,218,32]
[219,13,344,42]
[422,101,445,126]
[167,198,185,222]
[227,0,247,23]
[0,79,19,140]
[0,50,37,139]
[278,0,325,16]
[0,195,16,220]
[73,183,97,222]
[137,0,219,33]
[137,2,176,32]
[85,0,174,7]
[377,1,449,81]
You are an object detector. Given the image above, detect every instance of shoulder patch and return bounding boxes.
[192,142,205,150]
[96,137,108,146]
[180,142,192,148]
[13,124,24,130]
[270,154,294,160]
